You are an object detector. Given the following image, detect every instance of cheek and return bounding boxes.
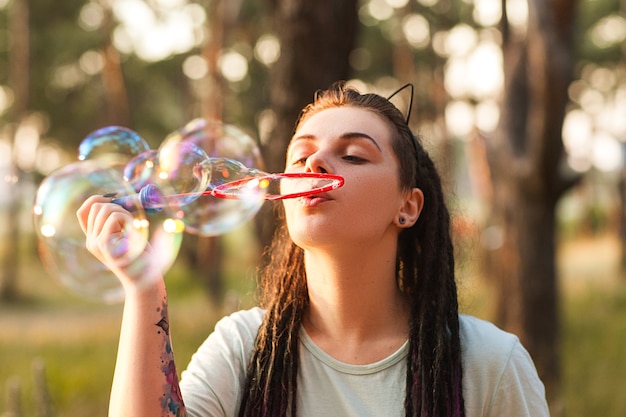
[352,171,401,203]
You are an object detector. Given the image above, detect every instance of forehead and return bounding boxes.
[293,106,393,143]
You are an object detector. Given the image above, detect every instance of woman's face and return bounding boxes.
[283,106,408,250]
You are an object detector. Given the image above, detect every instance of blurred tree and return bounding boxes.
[483,0,579,407]
[181,0,234,306]
[98,1,130,127]
[0,0,29,301]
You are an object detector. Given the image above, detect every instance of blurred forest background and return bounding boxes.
[1,0,626,415]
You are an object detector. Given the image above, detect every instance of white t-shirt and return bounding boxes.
[180,307,549,417]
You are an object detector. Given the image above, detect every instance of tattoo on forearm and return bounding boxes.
[156,302,186,416]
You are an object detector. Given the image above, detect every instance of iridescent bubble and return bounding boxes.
[123,149,158,191]
[34,120,345,302]
[177,158,268,236]
[155,140,212,206]
[164,118,264,168]
[78,126,151,167]
[159,119,266,236]
[122,141,211,208]
[33,160,183,303]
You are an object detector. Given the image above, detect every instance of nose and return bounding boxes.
[305,151,329,174]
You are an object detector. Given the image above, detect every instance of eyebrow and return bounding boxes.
[290,132,382,152]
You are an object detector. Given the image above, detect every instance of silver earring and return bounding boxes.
[399,217,406,225]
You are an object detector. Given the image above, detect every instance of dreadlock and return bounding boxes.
[238,81,465,417]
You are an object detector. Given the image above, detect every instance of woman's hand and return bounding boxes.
[76,195,162,292]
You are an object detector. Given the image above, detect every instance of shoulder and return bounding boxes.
[459,315,549,417]
[180,307,266,417]
[215,306,266,336]
[459,314,519,360]
[183,306,266,372]
[203,307,266,363]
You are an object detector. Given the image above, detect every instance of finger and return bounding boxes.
[91,204,129,237]
[77,195,111,235]
[88,211,132,263]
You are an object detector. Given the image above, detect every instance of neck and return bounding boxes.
[302,242,410,364]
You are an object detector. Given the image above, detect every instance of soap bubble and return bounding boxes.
[33,118,344,302]
[121,141,212,209]
[173,157,268,236]
[159,119,267,236]
[33,159,183,303]
[163,118,264,168]
[78,126,151,170]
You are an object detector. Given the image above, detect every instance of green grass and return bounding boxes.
[0,226,259,416]
[562,286,626,417]
[1,231,625,416]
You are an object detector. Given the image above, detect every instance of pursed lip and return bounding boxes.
[298,193,332,207]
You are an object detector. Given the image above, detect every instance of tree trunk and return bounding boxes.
[185,0,229,306]
[1,0,29,301]
[256,0,359,249]
[99,4,130,127]
[485,0,578,409]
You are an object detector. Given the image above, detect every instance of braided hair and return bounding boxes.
[238,81,465,417]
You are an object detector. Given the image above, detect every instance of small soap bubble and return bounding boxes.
[177,157,267,236]
[123,149,159,191]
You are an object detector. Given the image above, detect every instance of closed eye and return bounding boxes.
[289,156,308,166]
[343,155,367,163]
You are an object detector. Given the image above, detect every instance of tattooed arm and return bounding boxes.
[109,280,186,417]
[76,196,186,416]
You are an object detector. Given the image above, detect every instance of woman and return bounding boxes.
[77,81,549,417]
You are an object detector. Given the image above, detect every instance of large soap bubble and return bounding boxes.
[33,159,184,303]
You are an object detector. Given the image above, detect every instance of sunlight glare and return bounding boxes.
[367,0,394,21]
[254,34,281,66]
[590,14,626,48]
[446,24,478,57]
[78,1,105,31]
[506,0,528,29]
[465,41,503,99]
[79,50,105,76]
[182,55,208,80]
[473,0,501,27]
[15,123,40,172]
[402,14,430,49]
[445,100,475,138]
[563,109,593,163]
[579,88,605,115]
[444,57,468,98]
[0,86,14,117]
[385,0,409,8]
[112,0,204,62]
[592,132,623,172]
[219,50,248,82]
[589,67,616,92]
[475,100,500,132]
[35,142,67,176]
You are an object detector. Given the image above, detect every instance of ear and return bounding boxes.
[394,188,424,228]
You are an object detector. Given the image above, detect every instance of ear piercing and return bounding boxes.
[399,217,406,225]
